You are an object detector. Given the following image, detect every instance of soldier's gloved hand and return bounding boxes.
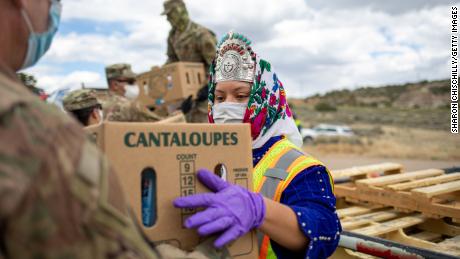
[173,169,266,248]
[196,85,209,103]
[180,95,194,114]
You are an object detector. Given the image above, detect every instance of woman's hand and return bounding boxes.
[173,169,266,248]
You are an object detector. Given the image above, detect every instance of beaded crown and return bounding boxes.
[215,31,256,83]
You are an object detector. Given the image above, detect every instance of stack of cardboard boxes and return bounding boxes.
[136,62,206,114]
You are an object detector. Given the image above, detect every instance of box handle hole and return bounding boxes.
[141,167,157,227]
[214,163,227,181]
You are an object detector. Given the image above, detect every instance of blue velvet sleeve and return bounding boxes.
[270,165,342,259]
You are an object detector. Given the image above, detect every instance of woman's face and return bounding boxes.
[214,81,251,104]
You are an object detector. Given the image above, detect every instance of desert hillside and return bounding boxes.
[289,79,458,161]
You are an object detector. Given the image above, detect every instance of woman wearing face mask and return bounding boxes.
[174,32,341,259]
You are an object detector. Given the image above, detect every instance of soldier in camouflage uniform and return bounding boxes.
[163,0,217,74]
[102,64,163,122]
[162,0,216,123]
[63,89,103,126]
[0,1,228,258]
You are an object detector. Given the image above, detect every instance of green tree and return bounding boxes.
[17,72,37,88]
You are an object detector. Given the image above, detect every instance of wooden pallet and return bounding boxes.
[338,205,460,257]
[332,162,403,180]
[332,164,460,222]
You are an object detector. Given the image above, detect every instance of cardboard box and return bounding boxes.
[137,62,206,106]
[86,122,258,258]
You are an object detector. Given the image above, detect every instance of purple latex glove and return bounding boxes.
[174,169,266,248]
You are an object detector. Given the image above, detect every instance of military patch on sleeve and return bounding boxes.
[76,141,101,186]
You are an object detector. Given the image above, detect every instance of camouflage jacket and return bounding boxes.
[98,93,163,122]
[0,72,228,259]
[166,21,217,74]
[0,72,160,258]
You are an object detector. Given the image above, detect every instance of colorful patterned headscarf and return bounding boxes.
[208,33,302,148]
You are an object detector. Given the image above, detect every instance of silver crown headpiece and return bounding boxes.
[215,31,256,83]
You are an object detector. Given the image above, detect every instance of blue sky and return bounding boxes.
[59,19,129,36]
[25,0,456,97]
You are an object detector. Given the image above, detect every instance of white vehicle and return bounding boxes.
[301,124,354,142]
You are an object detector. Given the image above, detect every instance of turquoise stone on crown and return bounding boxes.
[217,31,252,49]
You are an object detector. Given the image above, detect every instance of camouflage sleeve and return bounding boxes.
[107,101,163,122]
[130,102,163,122]
[166,32,179,64]
[0,100,159,259]
[101,94,162,123]
[198,29,217,73]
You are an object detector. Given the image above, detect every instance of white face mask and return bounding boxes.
[213,102,247,124]
[98,109,104,122]
[124,84,140,100]
[20,0,62,70]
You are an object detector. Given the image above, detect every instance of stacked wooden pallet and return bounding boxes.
[337,205,460,256]
[331,163,460,258]
[332,163,460,222]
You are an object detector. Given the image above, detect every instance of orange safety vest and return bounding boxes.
[253,137,334,259]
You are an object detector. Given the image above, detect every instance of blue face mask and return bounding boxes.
[20,0,62,70]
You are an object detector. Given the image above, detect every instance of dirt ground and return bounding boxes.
[306,153,459,172]
[300,124,459,162]
[291,99,459,164]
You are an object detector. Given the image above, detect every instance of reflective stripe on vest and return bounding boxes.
[254,138,330,259]
[259,148,303,200]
